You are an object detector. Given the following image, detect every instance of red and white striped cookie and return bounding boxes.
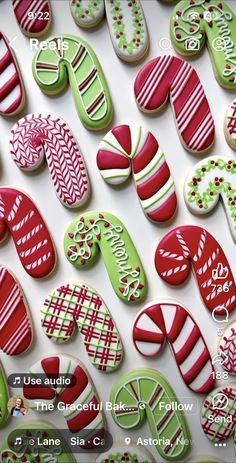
[218,322,236,375]
[0,187,56,278]
[0,32,25,116]
[10,113,90,208]
[134,55,215,154]
[224,98,236,151]
[97,124,177,222]
[133,300,215,393]
[23,354,105,446]
[0,266,32,355]
[12,0,51,37]
[155,225,236,315]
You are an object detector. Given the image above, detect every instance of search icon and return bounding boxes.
[159,37,172,51]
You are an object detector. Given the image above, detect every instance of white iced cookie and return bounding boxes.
[105,0,149,62]
[96,441,155,462]
[224,99,236,151]
[70,0,105,28]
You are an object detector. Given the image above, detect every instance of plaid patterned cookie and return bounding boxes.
[201,385,236,448]
[41,282,123,372]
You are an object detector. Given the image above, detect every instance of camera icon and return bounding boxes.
[184,38,200,51]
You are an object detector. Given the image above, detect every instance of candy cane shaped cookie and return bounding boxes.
[0,422,76,462]
[0,266,32,355]
[70,0,105,28]
[41,282,123,372]
[23,354,105,444]
[97,124,177,222]
[105,0,149,62]
[170,0,236,89]
[133,300,215,393]
[64,211,146,303]
[224,99,236,151]
[12,0,52,37]
[218,321,236,374]
[155,225,236,314]
[10,113,90,208]
[0,187,56,278]
[185,156,236,242]
[0,362,9,428]
[201,386,236,450]
[33,35,112,131]
[110,369,191,461]
[0,32,25,116]
[96,441,155,463]
[134,55,215,154]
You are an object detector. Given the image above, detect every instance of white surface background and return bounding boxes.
[0,0,236,461]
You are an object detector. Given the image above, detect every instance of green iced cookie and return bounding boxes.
[96,440,155,462]
[170,0,236,89]
[64,211,147,304]
[70,0,105,28]
[110,369,191,461]
[0,421,76,463]
[32,35,112,130]
[0,361,9,428]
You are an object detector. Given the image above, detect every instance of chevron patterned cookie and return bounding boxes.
[10,113,90,208]
[224,99,236,151]
[41,282,123,372]
[218,321,236,375]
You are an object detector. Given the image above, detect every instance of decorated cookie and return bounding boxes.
[105,0,149,62]
[201,386,236,448]
[0,421,76,462]
[133,300,215,393]
[224,99,236,151]
[170,0,236,89]
[96,440,155,463]
[70,0,105,28]
[10,113,90,208]
[32,35,112,131]
[12,0,51,37]
[185,157,236,242]
[0,187,56,278]
[64,211,146,303]
[0,32,25,116]
[0,361,9,428]
[134,55,215,153]
[23,354,105,444]
[155,225,236,315]
[97,124,177,222]
[41,282,123,372]
[110,369,190,461]
[0,265,32,355]
[218,321,236,374]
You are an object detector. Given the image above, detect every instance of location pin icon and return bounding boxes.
[125,437,131,445]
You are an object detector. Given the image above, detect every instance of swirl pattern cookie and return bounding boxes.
[0,422,76,462]
[155,225,236,314]
[23,354,105,444]
[97,124,177,222]
[185,156,236,242]
[0,362,9,428]
[10,113,90,208]
[96,441,155,463]
[110,369,190,461]
[32,35,112,131]
[70,0,105,28]
[0,187,56,278]
[224,99,236,151]
[134,55,215,153]
[64,211,146,303]
[201,386,236,448]
[41,282,123,372]
[0,32,25,116]
[12,0,51,37]
[170,0,236,89]
[218,321,236,374]
[0,266,32,355]
[133,300,215,393]
[105,0,149,62]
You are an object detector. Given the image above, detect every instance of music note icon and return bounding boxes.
[14,437,22,446]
